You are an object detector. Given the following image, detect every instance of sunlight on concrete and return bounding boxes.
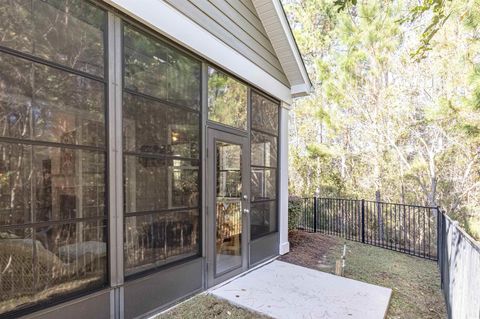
[210,260,392,319]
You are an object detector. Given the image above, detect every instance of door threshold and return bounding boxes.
[148,256,278,318]
[207,256,279,293]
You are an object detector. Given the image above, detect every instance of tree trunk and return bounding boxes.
[376,190,384,242]
[428,177,437,207]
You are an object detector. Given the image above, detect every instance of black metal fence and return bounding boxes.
[292,196,480,318]
[295,197,439,260]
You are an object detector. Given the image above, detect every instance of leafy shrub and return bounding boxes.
[288,196,303,230]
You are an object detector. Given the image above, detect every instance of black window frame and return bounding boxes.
[249,89,281,240]
[0,0,110,317]
[0,0,286,315]
[121,22,203,279]
[206,66,249,131]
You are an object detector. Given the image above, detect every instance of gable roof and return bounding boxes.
[252,0,312,97]
[103,0,310,102]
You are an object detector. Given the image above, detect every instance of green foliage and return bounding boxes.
[334,0,453,60]
[207,68,247,128]
[403,0,452,60]
[286,0,480,239]
[288,197,303,230]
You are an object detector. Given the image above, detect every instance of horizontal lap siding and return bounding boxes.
[164,0,289,86]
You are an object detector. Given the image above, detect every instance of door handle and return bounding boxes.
[243,209,250,214]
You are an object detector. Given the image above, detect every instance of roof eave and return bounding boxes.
[252,0,313,98]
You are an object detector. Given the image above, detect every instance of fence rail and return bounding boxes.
[291,196,480,318]
[438,213,480,318]
[295,197,438,260]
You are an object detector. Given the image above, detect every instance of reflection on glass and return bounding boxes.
[0,53,106,146]
[123,93,199,158]
[0,144,105,224]
[251,131,277,167]
[216,142,242,275]
[251,92,278,135]
[125,156,167,213]
[124,210,199,276]
[122,23,201,275]
[0,1,107,313]
[0,143,32,226]
[168,158,199,208]
[208,67,247,129]
[251,168,276,201]
[124,26,201,109]
[250,92,279,239]
[0,0,106,76]
[251,201,277,239]
[0,222,107,314]
[124,156,199,214]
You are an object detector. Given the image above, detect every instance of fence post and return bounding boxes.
[361,199,365,243]
[313,196,318,233]
[436,207,441,265]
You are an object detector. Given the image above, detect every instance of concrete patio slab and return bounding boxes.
[210,260,392,319]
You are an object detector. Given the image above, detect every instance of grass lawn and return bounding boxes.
[157,231,446,319]
[155,294,270,319]
[279,231,447,319]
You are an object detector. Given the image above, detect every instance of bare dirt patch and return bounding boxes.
[278,230,341,271]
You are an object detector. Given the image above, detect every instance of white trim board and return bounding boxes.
[252,0,312,97]
[278,105,290,255]
[102,0,293,104]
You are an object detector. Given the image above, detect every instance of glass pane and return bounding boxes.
[123,93,199,158]
[251,131,277,167]
[208,67,247,129]
[251,92,279,135]
[125,155,167,213]
[34,146,106,222]
[215,142,242,275]
[250,201,277,239]
[167,158,199,208]
[0,53,32,140]
[0,53,106,147]
[0,0,106,77]
[0,143,32,226]
[124,26,201,110]
[0,143,105,226]
[0,221,107,314]
[251,168,276,201]
[125,156,199,213]
[124,210,199,275]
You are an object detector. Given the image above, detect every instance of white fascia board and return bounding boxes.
[291,84,312,98]
[102,0,293,105]
[254,0,313,97]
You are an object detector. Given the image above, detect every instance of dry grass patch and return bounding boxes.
[155,294,270,319]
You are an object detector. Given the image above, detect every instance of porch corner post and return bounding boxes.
[279,102,291,255]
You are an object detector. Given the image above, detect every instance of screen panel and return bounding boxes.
[0,1,108,315]
[122,24,201,276]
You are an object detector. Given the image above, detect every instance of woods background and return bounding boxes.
[284,0,480,239]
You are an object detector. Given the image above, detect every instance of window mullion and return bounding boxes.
[107,12,124,288]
